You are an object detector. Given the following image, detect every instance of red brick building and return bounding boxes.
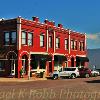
[0,16,89,78]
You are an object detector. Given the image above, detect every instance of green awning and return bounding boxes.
[31,54,52,61]
[54,55,67,61]
[76,56,89,62]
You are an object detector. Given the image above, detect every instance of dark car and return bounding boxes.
[78,67,92,78]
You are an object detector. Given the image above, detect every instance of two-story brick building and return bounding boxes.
[0,16,89,78]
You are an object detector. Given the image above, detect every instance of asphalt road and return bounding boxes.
[0,76,100,100]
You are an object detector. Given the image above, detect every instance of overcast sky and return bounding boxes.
[0,0,100,49]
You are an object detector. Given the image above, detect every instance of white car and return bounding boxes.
[91,70,100,77]
[51,67,79,79]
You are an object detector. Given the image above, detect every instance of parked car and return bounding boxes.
[50,67,80,80]
[78,67,92,78]
[91,70,100,77]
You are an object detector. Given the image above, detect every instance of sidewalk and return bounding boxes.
[0,77,47,82]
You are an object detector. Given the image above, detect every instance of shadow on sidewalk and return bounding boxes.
[86,80,100,83]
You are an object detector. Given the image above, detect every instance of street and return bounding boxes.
[0,76,100,100]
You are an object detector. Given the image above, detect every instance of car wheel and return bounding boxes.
[71,74,76,79]
[53,74,58,80]
[94,73,97,77]
[85,73,89,78]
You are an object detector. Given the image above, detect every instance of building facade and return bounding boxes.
[0,16,89,78]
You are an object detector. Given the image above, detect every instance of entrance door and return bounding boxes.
[22,55,28,75]
[10,55,15,76]
[49,62,52,73]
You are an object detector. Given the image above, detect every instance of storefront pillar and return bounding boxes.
[52,55,54,72]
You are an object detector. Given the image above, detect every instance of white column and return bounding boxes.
[46,29,49,52]
[54,30,56,53]
[28,53,31,80]
[68,30,71,54]
[85,33,87,51]
[17,17,21,50]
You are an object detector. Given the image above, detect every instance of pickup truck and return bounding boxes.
[50,67,79,79]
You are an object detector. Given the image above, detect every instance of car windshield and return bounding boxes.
[63,68,76,71]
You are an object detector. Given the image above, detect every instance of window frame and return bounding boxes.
[65,39,68,50]
[49,36,52,48]
[56,37,60,49]
[4,31,17,45]
[4,32,10,45]
[28,32,33,46]
[21,31,27,45]
[40,34,45,47]
[74,41,77,50]
[11,31,17,44]
[71,40,74,50]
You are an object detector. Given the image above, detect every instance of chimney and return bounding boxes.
[58,24,63,28]
[44,19,49,24]
[32,16,39,22]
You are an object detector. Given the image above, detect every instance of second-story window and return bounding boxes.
[74,41,77,50]
[71,40,74,50]
[22,32,27,45]
[4,31,16,45]
[79,42,82,51]
[65,39,68,50]
[11,32,16,44]
[40,34,44,47]
[28,33,33,46]
[49,36,52,48]
[4,32,10,45]
[81,42,84,51]
[56,37,60,49]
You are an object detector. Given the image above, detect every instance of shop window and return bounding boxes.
[40,60,46,69]
[0,61,4,70]
[31,60,38,69]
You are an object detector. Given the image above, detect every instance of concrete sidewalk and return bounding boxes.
[0,77,47,82]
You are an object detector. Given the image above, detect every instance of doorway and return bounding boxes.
[49,62,52,73]
[71,57,74,67]
[22,55,28,75]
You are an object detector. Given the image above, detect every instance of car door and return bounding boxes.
[60,68,67,76]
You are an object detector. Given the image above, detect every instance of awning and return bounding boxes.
[31,54,52,61]
[76,56,89,62]
[54,55,67,61]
